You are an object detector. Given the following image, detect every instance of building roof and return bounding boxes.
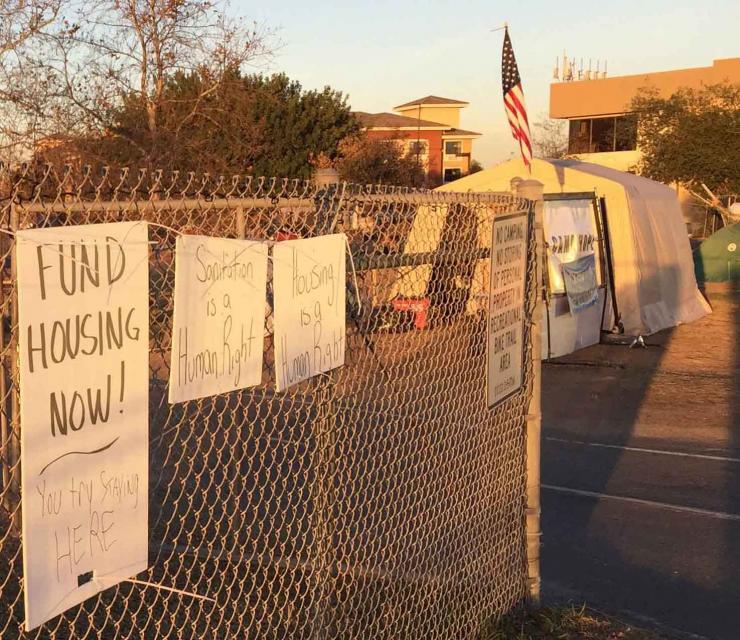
[394,95,469,109]
[354,111,450,130]
[550,57,740,119]
[443,127,481,138]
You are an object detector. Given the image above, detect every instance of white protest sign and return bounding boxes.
[543,199,598,293]
[18,222,149,630]
[169,235,268,403]
[487,212,529,407]
[273,234,346,392]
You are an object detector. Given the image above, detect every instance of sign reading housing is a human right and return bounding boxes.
[273,234,346,392]
[487,212,529,407]
[17,221,149,630]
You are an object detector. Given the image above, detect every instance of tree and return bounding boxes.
[44,66,266,174]
[0,0,62,161]
[243,74,358,178]
[631,82,740,194]
[1,0,274,164]
[1,0,60,54]
[3,2,355,178]
[468,159,483,174]
[38,69,358,178]
[532,114,568,159]
[336,136,426,187]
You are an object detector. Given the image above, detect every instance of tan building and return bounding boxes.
[355,96,481,185]
[550,57,740,173]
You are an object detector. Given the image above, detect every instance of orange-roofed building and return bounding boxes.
[355,95,481,186]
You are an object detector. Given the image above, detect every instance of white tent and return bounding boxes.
[436,158,709,356]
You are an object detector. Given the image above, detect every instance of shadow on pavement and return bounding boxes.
[541,279,740,639]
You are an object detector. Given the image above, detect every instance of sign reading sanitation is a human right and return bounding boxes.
[273,234,346,392]
[17,222,149,631]
[169,235,268,403]
[487,212,529,408]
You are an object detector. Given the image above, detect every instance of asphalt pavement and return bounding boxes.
[540,284,740,640]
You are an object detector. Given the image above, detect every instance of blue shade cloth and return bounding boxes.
[562,254,599,312]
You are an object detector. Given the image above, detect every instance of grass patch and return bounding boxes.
[487,604,672,640]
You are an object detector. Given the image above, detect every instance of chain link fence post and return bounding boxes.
[515,178,544,605]
[8,199,20,535]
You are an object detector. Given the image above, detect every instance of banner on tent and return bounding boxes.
[562,254,599,312]
[544,199,598,293]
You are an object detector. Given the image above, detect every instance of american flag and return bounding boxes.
[502,28,532,168]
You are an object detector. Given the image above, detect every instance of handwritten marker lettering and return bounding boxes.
[169,235,268,403]
[18,221,149,630]
[273,234,346,392]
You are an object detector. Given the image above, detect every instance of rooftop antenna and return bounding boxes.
[563,50,573,81]
[578,58,584,80]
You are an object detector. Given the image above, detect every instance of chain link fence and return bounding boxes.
[0,165,537,639]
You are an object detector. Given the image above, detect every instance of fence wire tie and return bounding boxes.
[112,577,218,605]
[345,235,361,316]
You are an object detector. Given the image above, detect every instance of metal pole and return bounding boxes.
[17,191,515,215]
[0,223,9,511]
[515,179,544,605]
[235,206,246,239]
[8,200,20,533]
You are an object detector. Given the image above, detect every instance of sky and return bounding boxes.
[240,0,739,167]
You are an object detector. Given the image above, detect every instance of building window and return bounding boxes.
[407,140,428,157]
[615,114,638,151]
[567,115,638,154]
[444,168,462,182]
[568,119,591,154]
[591,117,615,152]
[445,140,463,156]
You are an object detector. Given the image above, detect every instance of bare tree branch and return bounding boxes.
[0,0,275,163]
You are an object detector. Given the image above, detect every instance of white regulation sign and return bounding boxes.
[169,235,268,403]
[487,212,529,407]
[273,234,346,392]
[17,222,149,630]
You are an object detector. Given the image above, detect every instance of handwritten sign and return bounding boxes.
[169,235,268,402]
[18,222,149,630]
[273,234,346,392]
[562,254,599,312]
[543,198,598,293]
[487,212,529,407]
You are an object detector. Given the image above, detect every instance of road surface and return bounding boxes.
[541,284,739,640]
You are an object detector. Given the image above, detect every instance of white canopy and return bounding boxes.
[439,158,710,335]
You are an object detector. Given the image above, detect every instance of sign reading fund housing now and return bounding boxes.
[17,222,149,630]
[487,213,529,407]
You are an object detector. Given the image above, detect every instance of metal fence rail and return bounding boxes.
[0,165,536,639]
